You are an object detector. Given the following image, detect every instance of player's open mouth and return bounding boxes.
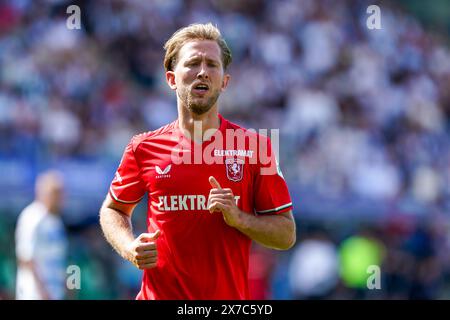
[192,83,209,95]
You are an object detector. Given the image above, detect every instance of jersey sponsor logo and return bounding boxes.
[156,164,171,174]
[155,164,171,178]
[225,158,244,182]
[214,149,254,158]
[157,194,240,212]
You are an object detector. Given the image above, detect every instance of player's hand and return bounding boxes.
[126,230,160,270]
[208,176,242,228]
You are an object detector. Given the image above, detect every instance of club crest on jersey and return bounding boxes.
[225,158,244,182]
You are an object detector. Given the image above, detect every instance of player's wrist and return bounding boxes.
[228,209,246,229]
[122,239,136,263]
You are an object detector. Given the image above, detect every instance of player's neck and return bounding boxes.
[177,105,221,143]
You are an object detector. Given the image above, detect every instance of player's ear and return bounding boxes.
[166,71,177,90]
[221,74,230,92]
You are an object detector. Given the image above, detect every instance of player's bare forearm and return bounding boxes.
[231,210,296,250]
[99,194,160,270]
[99,196,136,261]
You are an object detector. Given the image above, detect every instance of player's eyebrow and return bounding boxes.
[185,56,200,63]
[206,57,220,65]
[185,56,220,64]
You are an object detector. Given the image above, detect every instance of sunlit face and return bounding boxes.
[47,183,64,214]
[37,176,64,214]
[166,40,230,115]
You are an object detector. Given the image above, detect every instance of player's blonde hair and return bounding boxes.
[163,23,232,72]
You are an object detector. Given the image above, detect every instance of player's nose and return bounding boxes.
[197,62,209,79]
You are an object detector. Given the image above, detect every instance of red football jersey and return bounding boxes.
[109,114,293,300]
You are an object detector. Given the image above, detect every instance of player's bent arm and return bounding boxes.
[99,194,138,262]
[208,177,296,250]
[233,210,296,250]
[100,194,160,270]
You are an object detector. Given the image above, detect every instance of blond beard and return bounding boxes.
[177,85,220,115]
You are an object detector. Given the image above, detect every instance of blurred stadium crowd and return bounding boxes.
[0,0,449,299]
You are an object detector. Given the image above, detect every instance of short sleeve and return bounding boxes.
[109,138,146,204]
[253,137,293,215]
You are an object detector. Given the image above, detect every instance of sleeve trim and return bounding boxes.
[109,187,145,204]
[255,202,292,215]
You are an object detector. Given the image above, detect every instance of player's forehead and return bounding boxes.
[178,40,222,62]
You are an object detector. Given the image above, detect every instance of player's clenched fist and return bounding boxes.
[208,176,242,228]
[126,230,160,270]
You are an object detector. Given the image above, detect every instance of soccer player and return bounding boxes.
[99,23,296,300]
[15,170,68,300]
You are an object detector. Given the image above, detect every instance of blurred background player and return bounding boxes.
[15,170,68,300]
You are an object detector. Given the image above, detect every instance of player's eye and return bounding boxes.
[186,61,199,67]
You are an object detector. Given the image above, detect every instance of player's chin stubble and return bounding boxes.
[179,87,220,115]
